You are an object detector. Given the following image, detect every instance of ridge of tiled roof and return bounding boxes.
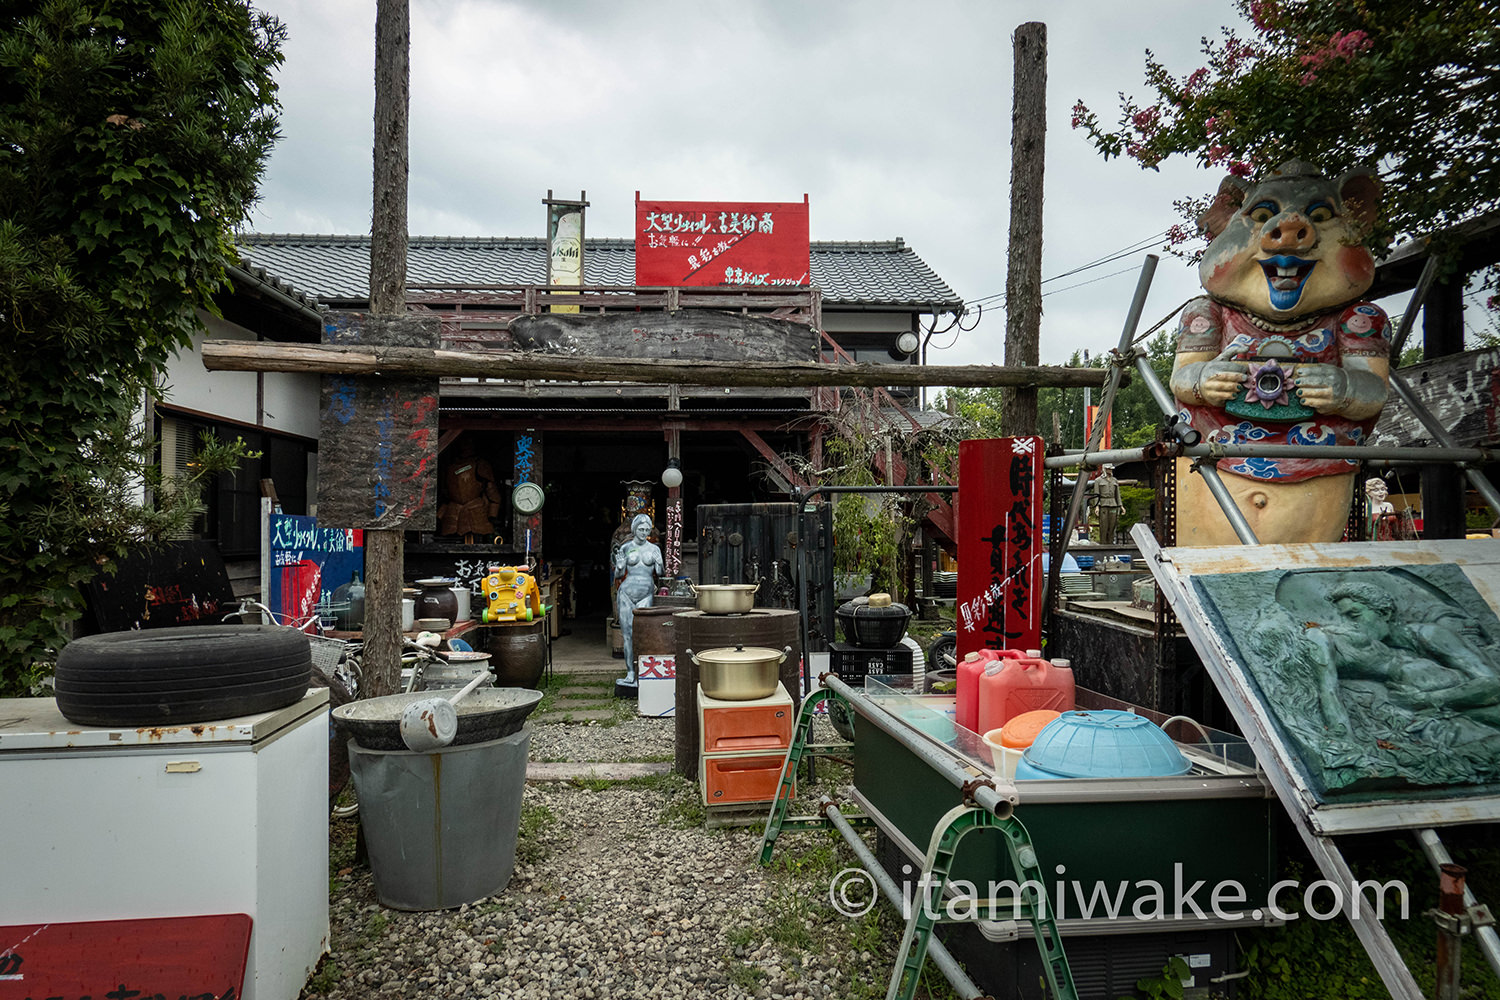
[237,233,962,309]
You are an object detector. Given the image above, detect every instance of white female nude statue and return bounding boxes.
[614,513,664,684]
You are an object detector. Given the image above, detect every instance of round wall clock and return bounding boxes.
[512,481,545,515]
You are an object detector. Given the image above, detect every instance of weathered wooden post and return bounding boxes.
[321,0,438,697]
[1002,21,1047,438]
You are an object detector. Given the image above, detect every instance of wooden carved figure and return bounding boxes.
[1169,160,1390,545]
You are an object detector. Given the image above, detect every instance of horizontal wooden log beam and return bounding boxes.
[201,340,1111,389]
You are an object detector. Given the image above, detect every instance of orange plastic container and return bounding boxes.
[956,648,1026,732]
[976,657,1075,736]
[700,751,793,805]
[700,698,793,753]
[981,708,1062,779]
[1000,709,1062,748]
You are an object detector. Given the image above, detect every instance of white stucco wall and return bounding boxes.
[159,312,320,439]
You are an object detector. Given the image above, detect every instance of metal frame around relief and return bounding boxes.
[1135,527,1500,836]
[1137,528,1500,1000]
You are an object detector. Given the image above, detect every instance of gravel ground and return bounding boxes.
[527,715,675,763]
[306,716,922,1000]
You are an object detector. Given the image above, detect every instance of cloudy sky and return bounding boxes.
[246,0,1259,367]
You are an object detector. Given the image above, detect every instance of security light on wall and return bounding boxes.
[889,331,920,360]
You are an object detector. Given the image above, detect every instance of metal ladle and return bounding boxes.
[398,668,491,752]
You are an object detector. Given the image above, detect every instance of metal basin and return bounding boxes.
[333,688,543,751]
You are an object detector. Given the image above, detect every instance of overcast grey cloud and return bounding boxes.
[246,1,1254,366]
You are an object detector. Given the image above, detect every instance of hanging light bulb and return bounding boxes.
[661,457,683,489]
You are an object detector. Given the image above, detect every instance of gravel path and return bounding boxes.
[527,715,675,764]
[307,716,907,1000]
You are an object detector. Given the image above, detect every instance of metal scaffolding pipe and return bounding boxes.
[1387,372,1500,520]
[1048,257,1160,611]
[1416,828,1500,980]
[1045,442,1495,469]
[823,675,1018,819]
[821,802,984,1000]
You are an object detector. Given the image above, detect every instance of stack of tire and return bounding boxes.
[54,625,314,727]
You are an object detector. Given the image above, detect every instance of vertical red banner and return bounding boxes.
[956,437,1044,658]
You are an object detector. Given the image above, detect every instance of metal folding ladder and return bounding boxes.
[759,685,1079,1000]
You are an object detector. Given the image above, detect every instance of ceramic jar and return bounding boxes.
[415,578,459,623]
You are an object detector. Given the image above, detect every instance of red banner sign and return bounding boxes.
[956,437,1045,658]
[0,914,250,1000]
[634,195,809,287]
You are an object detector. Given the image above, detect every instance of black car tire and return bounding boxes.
[55,625,312,726]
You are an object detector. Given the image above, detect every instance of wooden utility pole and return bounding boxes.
[1001,21,1047,438]
[361,0,411,697]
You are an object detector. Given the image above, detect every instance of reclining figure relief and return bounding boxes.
[1170,160,1391,545]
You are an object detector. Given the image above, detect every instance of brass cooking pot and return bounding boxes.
[688,644,790,700]
[689,582,758,614]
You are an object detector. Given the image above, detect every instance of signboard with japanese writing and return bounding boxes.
[513,431,542,557]
[665,496,683,576]
[261,501,364,629]
[956,437,1044,658]
[634,194,810,287]
[545,192,586,314]
[317,312,440,530]
[83,541,236,633]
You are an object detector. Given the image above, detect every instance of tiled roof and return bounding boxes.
[235,234,963,310]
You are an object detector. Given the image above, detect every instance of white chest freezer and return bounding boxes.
[0,688,330,1000]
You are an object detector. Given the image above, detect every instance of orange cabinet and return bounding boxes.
[698,683,793,753]
[699,750,794,805]
[698,682,794,805]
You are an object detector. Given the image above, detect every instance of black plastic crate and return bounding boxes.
[828,641,915,681]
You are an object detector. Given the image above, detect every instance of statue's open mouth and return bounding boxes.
[1258,255,1316,311]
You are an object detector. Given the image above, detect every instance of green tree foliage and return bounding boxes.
[939,331,1178,449]
[1072,0,1500,259]
[0,1,285,693]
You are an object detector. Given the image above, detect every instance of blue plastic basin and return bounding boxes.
[1015,709,1190,779]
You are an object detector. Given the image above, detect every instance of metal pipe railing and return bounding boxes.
[822,675,1017,819]
[1044,442,1496,469]
[821,802,984,1000]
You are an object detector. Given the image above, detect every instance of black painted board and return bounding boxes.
[317,311,440,530]
[84,540,236,633]
[509,311,818,362]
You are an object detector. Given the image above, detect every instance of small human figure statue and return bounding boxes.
[1089,464,1123,544]
[1168,160,1392,545]
[1364,477,1396,540]
[613,513,663,685]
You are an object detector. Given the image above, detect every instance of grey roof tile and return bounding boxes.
[236,234,962,310]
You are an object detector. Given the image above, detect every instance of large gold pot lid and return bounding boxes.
[695,644,782,663]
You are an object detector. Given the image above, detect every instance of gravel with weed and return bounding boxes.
[305,691,938,1000]
[310,772,934,1000]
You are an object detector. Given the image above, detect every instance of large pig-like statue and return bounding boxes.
[1169,160,1391,545]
